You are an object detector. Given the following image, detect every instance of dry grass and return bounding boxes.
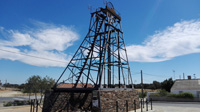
[0,105,42,112]
[135,89,158,93]
[0,88,40,97]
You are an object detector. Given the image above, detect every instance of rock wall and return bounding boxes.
[42,89,139,112]
[42,91,92,112]
[99,89,139,112]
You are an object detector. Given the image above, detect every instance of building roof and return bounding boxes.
[57,83,94,88]
[171,79,200,91]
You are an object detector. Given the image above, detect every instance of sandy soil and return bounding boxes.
[0,88,39,97]
[131,102,200,112]
[0,88,42,111]
[0,90,24,97]
[1,102,200,112]
[0,105,42,112]
[0,88,26,97]
[135,89,158,93]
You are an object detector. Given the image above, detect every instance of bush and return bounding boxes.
[139,92,147,98]
[167,92,194,99]
[3,102,13,107]
[150,93,160,97]
[3,100,31,107]
[180,92,194,99]
[149,89,169,97]
[158,89,169,96]
[13,100,26,106]
[167,93,177,97]
[161,78,174,92]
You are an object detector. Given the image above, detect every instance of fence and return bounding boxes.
[140,98,153,112]
[139,98,153,112]
[31,98,153,112]
[150,96,200,102]
[30,99,43,112]
[104,98,153,112]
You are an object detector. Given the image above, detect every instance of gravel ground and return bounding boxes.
[0,105,42,112]
[0,90,23,97]
[131,102,200,112]
[0,102,199,112]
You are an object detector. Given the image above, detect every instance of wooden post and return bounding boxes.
[36,100,38,112]
[134,100,136,112]
[126,100,128,112]
[151,98,153,110]
[116,101,118,112]
[141,70,144,108]
[33,99,35,112]
[146,99,148,111]
[67,102,69,112]
[30,100,32,112]
[140,99,143,112]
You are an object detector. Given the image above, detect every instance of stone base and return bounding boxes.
[42,91,92,112]
[99,89,140,112]
[42,89,139,112]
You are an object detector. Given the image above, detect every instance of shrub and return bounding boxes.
[13,100,26,106]
[3,100,30,107]
[167,93,177,97]
[139,92,147,98]
[149,89,169,97]
[150,93,160,97]
[177,92,194,99]
[3,102,13,107]
[158,89,169,96]
[184,92,194,98]
[167,92,194,99]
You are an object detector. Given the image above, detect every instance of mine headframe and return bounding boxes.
[53,2,133,93]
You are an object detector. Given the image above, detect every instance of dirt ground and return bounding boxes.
[0,88,156,97]
[2,88,199,112]
[0,88,41,112]
[135,89,158,93]
[131,102,200,112]
[1,102,200,112]
[0,88,26,97]
[0,105,42,112]
[0,88,39,97]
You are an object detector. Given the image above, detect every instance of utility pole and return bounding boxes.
[72,75,73,86]
[194,74,196,79]
[173,70,175,80]
[82,76,84,83]
[5,79,7,90]
[141,70,144,110]
[0,80,1,89]
[183,73,185,79]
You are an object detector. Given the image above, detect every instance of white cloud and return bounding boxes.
[0,21,79,67]
[127,19,200,62]
[1,19,200,66]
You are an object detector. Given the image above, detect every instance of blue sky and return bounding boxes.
[1,0,200,84]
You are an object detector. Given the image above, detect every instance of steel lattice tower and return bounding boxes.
[54,2,133,92]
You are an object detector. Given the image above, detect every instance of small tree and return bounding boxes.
[39,76,55,102]
[23,75,55,101]
[24,75,41,100]
[161,78,174,92]
[153,81,161,89]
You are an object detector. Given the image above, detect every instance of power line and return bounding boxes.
[0,48,67,64]
[131,71,163,77]
[131,72,140,75]
[143,72,161,77]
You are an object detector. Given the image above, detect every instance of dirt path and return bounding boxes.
[0,88,26,97]
[0,106,42,112]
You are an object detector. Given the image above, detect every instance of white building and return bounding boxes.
[171,78,200,98]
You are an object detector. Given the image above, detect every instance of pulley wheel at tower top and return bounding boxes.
[106,2,114,9]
